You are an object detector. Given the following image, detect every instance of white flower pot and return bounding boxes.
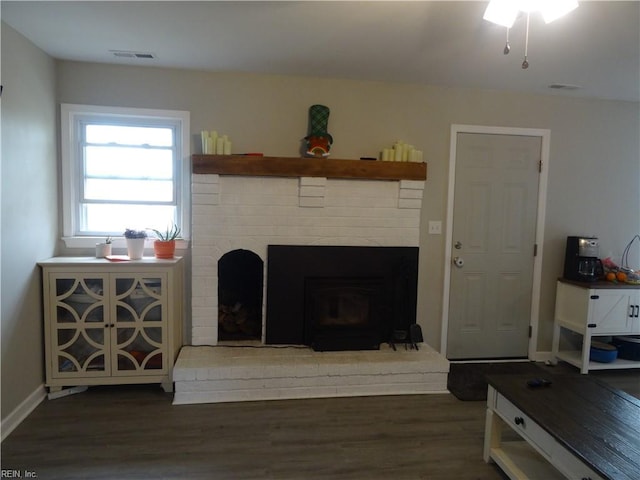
[126,238,145,260]
[95,242,112,258]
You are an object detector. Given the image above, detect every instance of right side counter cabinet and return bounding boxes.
[552,279,640,373]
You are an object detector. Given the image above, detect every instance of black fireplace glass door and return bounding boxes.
[305,277,383,351]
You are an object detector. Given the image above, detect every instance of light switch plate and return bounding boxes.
[428,221,442,235]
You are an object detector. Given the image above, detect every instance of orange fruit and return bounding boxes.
[606,272,616,282]
[616,271,627,282]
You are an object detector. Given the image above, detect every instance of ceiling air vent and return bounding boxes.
[110,50,156,60]
[548,83,581,91]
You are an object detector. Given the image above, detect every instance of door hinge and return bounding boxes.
[528,325,532,338]
[538,159,543,172]
[533,244,538,257]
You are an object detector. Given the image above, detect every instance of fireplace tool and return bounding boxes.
[389,324,423,351]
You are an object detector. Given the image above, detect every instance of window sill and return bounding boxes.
[62,237,190,250]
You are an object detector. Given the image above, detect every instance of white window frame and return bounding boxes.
[61,104,191,249]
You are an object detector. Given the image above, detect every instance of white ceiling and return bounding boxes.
[2,1,639,102]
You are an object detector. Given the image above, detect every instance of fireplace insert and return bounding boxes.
[266,245,418,351]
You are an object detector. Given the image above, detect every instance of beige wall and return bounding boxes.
[56,61,640,354]
[1,24,58,422]
[1,30,639,422]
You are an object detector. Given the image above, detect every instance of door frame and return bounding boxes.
[440,124,551,360]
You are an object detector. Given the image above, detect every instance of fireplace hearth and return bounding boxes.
[266,245,418,351]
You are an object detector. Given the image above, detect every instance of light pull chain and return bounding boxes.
[504,28,511,54]
[522,12,530,69]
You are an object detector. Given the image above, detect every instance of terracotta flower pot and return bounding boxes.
[154,240,176,259]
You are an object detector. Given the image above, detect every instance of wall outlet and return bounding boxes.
[428,221,442,235]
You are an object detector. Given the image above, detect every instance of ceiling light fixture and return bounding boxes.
[483,0,579,69]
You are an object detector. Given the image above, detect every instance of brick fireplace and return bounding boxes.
[173,156,449,404]
[190,162,426,345]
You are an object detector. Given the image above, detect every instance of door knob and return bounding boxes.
[453,257,464,268]
[454,241,462,250]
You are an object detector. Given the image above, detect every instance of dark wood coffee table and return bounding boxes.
[483,374,640,480]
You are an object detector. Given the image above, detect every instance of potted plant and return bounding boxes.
[151,223,181,259]
[95,236,112,258]
[123,229,148,260]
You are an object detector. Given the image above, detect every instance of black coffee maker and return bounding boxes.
[563,236,603,282]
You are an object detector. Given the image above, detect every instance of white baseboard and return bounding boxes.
[1,384,47,442]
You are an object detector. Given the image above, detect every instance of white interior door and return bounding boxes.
[446,131,542,359]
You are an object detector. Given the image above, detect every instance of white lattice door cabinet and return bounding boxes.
[39,257,184,393]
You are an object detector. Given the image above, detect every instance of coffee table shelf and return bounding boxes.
[489,442,565,480]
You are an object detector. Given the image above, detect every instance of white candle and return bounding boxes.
[201,131,209,154]
[210,131,218,153]
[216,137,225,154]
[403,146,413,162]
[394,144,402,162]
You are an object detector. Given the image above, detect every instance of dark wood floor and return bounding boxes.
[2,365,638,480]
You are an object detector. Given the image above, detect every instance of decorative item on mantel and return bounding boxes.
[201,130,232,155]
[123,228,148,260]
[151,223,181,259]
[304,104,333,158]
[380,140,424,163]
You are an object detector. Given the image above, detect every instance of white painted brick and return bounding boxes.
[191,204,219,217]
[191,335,217,346]
[398,198,423,209]
[192,283,217,301]
[193,193,219,205]
[299,196,325,208]
[299,185,325,198]
[192,306,216,321]
[399,180,425,190]
[399,188,423,200]
[193,174,220,184]
[300,176,327,187]
[192,182,220,195]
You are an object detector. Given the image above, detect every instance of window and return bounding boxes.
[61,104,190,247]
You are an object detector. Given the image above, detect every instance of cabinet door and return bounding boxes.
[112,273,167,376]
[629,291,640,334]
[589,290,635,334]
[49,274,110,378]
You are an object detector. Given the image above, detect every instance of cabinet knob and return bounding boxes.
[514,416,525,426]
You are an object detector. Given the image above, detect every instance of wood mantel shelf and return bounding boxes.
[192,155,427,181]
